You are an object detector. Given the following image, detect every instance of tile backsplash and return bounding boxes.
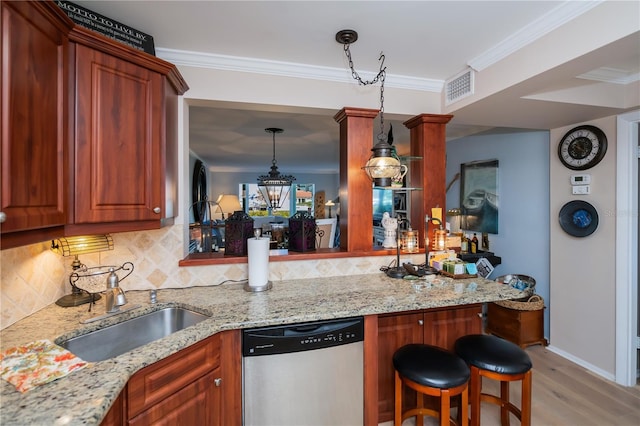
[1,225,424,329]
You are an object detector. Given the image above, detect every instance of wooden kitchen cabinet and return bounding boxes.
[100,330,241,426]
[129,368,220,426]
[70,44,166,229]
[0,1,72,248]
[1,1,188,248]
[101,391,125,426]
[376,305,483,422]
[66,25,188,235]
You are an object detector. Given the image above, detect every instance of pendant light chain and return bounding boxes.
[271,129,277,167]
[342,43,387,142]
[337,29,403,187]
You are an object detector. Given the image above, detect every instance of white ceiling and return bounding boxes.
[73,1,640,173]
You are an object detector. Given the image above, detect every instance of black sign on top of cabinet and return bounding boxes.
[56,1,156,55]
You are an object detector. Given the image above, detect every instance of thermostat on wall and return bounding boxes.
[570,174,591,185]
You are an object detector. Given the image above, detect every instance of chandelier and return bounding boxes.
[257,128,296,211]
[336,29,405,188]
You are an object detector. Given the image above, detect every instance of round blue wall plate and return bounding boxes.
[558,200,599,237]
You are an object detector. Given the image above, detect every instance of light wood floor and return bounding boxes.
[381,345,640,426]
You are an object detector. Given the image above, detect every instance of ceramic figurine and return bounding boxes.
[381,212,398,248]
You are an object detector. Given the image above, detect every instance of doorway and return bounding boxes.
[615,110,640,386]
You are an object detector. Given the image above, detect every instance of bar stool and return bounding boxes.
[454,334,532,426]
[393,343,470,426]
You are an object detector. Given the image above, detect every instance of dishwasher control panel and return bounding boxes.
[242,317,364,357]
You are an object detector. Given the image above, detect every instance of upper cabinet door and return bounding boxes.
[0,1,69,234]
[73,44,164,224]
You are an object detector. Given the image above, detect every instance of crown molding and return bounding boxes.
[467,1,603,72]
[156,48,443,93]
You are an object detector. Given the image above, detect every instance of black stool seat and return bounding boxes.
[393,343,470,389]
[455,334,533,426]
[455,334,532,375]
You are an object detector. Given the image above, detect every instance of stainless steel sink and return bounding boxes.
[57,307,210,362]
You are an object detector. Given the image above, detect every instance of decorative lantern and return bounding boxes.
[432,229,447,251]
[401,228,419,253]
[288,211,316,252]
[224,211,255,257]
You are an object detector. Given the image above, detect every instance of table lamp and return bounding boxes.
[51,234,114,307]
[215,194,242,219]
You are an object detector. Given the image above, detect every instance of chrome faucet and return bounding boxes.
[105,268,127,313]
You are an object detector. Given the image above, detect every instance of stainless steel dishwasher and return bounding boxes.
[242,317,364,426]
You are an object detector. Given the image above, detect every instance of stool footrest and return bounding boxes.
[481,393,522,420]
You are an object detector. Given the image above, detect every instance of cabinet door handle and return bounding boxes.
[0,212,5,223]
[214,378,222,387]
[418,319,424,326]
[153,207,161,214]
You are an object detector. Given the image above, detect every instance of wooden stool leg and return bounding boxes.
[417,390,424,426]
[469,366,481,426]
[460,386,469,426]
[500,380,510,426]
[440,389,451,426]
[520,370,532,426]
[395,371,403,426]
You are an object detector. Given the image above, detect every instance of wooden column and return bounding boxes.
[403,114,453,248]
[334,107,379,252]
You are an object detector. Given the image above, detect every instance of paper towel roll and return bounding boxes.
[247,237,270,288]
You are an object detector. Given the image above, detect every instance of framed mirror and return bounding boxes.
[191,159,207,223]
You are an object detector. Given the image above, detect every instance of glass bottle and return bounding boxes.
[471,233,479,254]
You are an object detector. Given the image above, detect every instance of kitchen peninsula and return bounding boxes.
[0,273,524,425]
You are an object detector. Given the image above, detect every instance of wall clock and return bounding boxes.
[557,125,607,170]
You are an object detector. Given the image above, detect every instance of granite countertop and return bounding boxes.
[0,272,523,425]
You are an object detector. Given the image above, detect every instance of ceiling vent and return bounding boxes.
[445,68,474,105]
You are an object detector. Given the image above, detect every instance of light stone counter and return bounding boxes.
[0,273,523,425]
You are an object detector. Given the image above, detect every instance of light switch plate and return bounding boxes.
[572,185,590,195]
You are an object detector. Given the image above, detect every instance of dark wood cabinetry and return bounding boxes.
[1,1,188,248]
[0,1,72,248]
[129,369,220,425]
[72,44,165,226]
[100,330,241,426]
[376,305,482,422]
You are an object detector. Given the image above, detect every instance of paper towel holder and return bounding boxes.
[244,229,273,292]
[244,281,272,292]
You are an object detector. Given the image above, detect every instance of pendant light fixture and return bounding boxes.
[257,127,296,212]
[336,29,404,188]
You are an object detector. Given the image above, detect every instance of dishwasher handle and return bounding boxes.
[282,318,362,337]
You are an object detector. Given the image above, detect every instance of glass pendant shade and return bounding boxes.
[362,141,404,187]
[257,175,293,211]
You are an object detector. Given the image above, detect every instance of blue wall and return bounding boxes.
[446,129,550,338]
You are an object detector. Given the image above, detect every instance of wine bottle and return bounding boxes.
[471,233,478,254]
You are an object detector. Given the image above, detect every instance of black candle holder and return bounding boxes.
[288,211,316,252]
[224,211,255,257]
